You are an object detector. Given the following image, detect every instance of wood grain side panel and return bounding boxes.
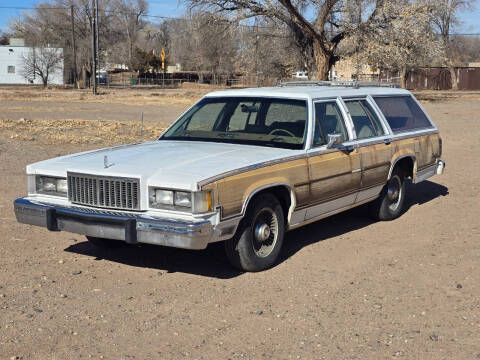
[212,158,310,218]
[358,143,392,188]
[308,151,361,204]
[390,133,441,172]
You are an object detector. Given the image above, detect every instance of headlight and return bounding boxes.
[174,191,191,207]
[149,187,212,213]
[36,176,67,197]
[151,189,174,206]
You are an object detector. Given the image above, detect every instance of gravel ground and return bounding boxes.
[0,90,479,360]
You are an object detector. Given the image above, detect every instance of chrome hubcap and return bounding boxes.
[252,208,278,258]
[387,175,402,211]
[255,223,271,242]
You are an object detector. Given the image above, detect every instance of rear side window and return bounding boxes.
[373,96,433,133]
[344,100,385,139]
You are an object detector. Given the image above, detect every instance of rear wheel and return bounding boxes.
[370,167,406,220]
[224,193,285,272]
[86,236,124,249]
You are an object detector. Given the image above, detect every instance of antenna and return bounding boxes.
[140,111,144,142]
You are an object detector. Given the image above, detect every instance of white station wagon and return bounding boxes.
[14,83,445,271]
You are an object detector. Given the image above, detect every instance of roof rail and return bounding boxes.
[276,80,400,88]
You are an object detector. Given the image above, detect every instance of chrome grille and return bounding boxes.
[67,173,140,210]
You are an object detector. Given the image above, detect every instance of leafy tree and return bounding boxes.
[359,1,443,88]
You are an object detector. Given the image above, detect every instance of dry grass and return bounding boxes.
[0,118,165,145]
[0,86,210,106]
[413,90,480,102]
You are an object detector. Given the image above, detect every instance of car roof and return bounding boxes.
[205,86,411,100]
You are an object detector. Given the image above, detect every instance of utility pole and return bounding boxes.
[70,5,77,88]
[254,19,258,87]
[95,0,100,75]
[91,0,97,95]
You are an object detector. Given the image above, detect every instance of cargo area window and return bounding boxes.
[373,96,433,133]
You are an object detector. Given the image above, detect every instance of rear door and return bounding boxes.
[341,97,392,203]
[304,99,361,221]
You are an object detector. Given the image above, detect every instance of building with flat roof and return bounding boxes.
[0,40,64,85]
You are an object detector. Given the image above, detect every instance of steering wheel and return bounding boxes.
[268,128,296,137]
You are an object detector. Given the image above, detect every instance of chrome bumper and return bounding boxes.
[13,198,213,250]
[415,159,446,183]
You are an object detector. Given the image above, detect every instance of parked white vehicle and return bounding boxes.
[14,82,445,271]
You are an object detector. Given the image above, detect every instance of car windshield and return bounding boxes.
[161,97,308,149]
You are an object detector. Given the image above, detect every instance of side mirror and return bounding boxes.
[327,133,344,149]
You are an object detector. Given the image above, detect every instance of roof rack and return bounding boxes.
[276,80,400,88]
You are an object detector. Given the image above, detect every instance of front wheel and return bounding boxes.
[224,193,285,272]
[369,167,406,220]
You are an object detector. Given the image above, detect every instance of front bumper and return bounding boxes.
[13,198,214,249]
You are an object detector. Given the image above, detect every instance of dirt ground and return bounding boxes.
[0,87,479,360]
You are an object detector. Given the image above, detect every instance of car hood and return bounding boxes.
[27,140,304,190]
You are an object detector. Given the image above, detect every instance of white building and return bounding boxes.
[0,40,64,85]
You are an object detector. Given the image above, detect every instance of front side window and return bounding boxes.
[344,100,385,139]
[313,102,348,147]
[162,97,307,149]
[373,96,433,133]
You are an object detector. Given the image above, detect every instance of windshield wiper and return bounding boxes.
[217,133,237,139]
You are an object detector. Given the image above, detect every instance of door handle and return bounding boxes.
[339,144,355,152]
[384,138,392,145]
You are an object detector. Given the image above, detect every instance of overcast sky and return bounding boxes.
[1,0,479,34]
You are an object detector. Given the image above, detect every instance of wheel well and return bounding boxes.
[246,186,292,222]
[393,157,414,179]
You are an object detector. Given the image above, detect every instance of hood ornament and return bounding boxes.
[104,155,114,169]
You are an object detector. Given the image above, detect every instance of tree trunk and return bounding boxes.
[312,39,331,81]
[400,67,408,89]
[448,66,458,90]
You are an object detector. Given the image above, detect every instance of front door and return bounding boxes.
[304,100,362,221]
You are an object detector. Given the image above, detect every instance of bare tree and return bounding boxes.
[430,0,475,90]
[112,0,148,70]
[236,20,303,81]
[360,1,443,88]
[10,0,141,85]
[0,32,9,45]
[22,47,64,87]
[169,12,237,79]
[454,35,480,62]
[186,0,392,80]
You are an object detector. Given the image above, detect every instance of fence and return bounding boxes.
[96,72,278,89]
[380,67,480,90]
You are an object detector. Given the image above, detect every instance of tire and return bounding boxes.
[86,236,124,249]
[224,193,285,272]
[369,167,406,221]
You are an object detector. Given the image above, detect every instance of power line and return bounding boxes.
[0,5,279,30]
[1,5,479,35]
[0,6,67,10]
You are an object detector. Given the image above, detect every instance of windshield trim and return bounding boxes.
[161,136,305,150]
